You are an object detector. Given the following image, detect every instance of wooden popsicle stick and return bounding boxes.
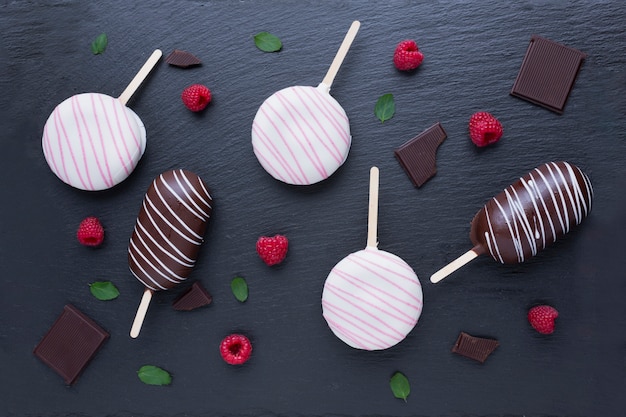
[430,248,480,283]
[366,166,380,248]
[118,49,163,106]
[321,20,360,89]
[130,288,153,338]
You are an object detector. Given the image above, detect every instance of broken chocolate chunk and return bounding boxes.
[394,122,447,187]
[173,281,212,311]
[451,331,499,363]
[33,304,109,385]
[165,49,202,68]
[511,35,586,114]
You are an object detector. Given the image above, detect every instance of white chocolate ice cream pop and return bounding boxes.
[42,49,162,191]
[251,21,360,185]
[322,167,423,350]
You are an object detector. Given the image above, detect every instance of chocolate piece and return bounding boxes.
[470,161,593,264]
[511,35,586,114]
[394,123,447,187]
[173,281,212,311]
[451,331,499,363]
[33,305,109,385]
[128,169,213,291]
[165,50,202,68]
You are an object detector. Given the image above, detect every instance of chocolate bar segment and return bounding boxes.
[165,49,202,68]
[173,281,213,311]
[394,122,447,187]
[511,35,586,114]
[33,304,109,385]
[451,331,499,363]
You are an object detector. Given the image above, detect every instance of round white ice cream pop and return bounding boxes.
[251,21,360,185]
[42,49,162,191]
[322,167,423,350]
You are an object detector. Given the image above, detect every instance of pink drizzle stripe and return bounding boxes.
[324,280,416,330]
[82,95,112,188]
[92,95,115,185]
[302,87,350,148]
[113,97,141,170]
[253,110,304,184]
[349,253,422,303]
[323,303,393,350]
[294,88,346,162]
[265,94,325,179]
[323,312,387,350]
[56,100,89,189]
[42,128,63,184]
[274,91,328,177]
[331,268,422,316]
[51,110,71,185]
[99,94,130,178]
[71,96,96,190]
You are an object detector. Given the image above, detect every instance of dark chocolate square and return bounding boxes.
[394,122,447,187]
[33,304,109,385]
[511,35,586,114]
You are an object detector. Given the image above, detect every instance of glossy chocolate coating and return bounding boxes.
[128,169,213,291]
[470,161,592,264]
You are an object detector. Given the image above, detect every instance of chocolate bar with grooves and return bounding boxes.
[33,304,109,385]
[511,35,586,114]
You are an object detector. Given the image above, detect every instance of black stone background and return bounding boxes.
[1,1,625,416]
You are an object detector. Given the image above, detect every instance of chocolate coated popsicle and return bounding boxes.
[431,161,592,283]
[129,169,213,337]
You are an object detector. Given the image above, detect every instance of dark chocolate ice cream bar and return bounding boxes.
[33,304,109,385]
[173,281,213,311]
[511,35,586,114]
[128,169,213,291]
[394,122,447,187]
[451,331,499,363]
[165,50,202,68]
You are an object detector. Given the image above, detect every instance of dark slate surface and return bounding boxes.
[1,1,626,416]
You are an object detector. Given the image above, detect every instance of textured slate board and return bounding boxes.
[1,1,626,417]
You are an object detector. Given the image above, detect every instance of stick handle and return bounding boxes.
[118,49,163,106]
[321,21,360,90]
[430,248,481,283]
[367,166,380,248]
[130,288,153,338]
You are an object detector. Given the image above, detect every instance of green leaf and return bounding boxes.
[254,32,282,52]
[91,33,108,55]
[231,276,248,302]
[374,93,395,123]
[137,365,172,386]
[89,281,119,300]
[390,371,410,402]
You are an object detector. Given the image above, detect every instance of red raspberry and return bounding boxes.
[393,40,424,71]
[181,84,211,112]
[528,305,559,335]
[76,216,104,247]
[220,334,252,365]
[256,234,288,266]
[468,111,503,147]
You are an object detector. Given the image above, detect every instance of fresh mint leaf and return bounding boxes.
[137,365,172,386]
[231,276,248,302]
[89,281,119,300]
[390,371,410,402]
[374,93,395,123]
[254,32,282,52]
[91,33,108,55]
